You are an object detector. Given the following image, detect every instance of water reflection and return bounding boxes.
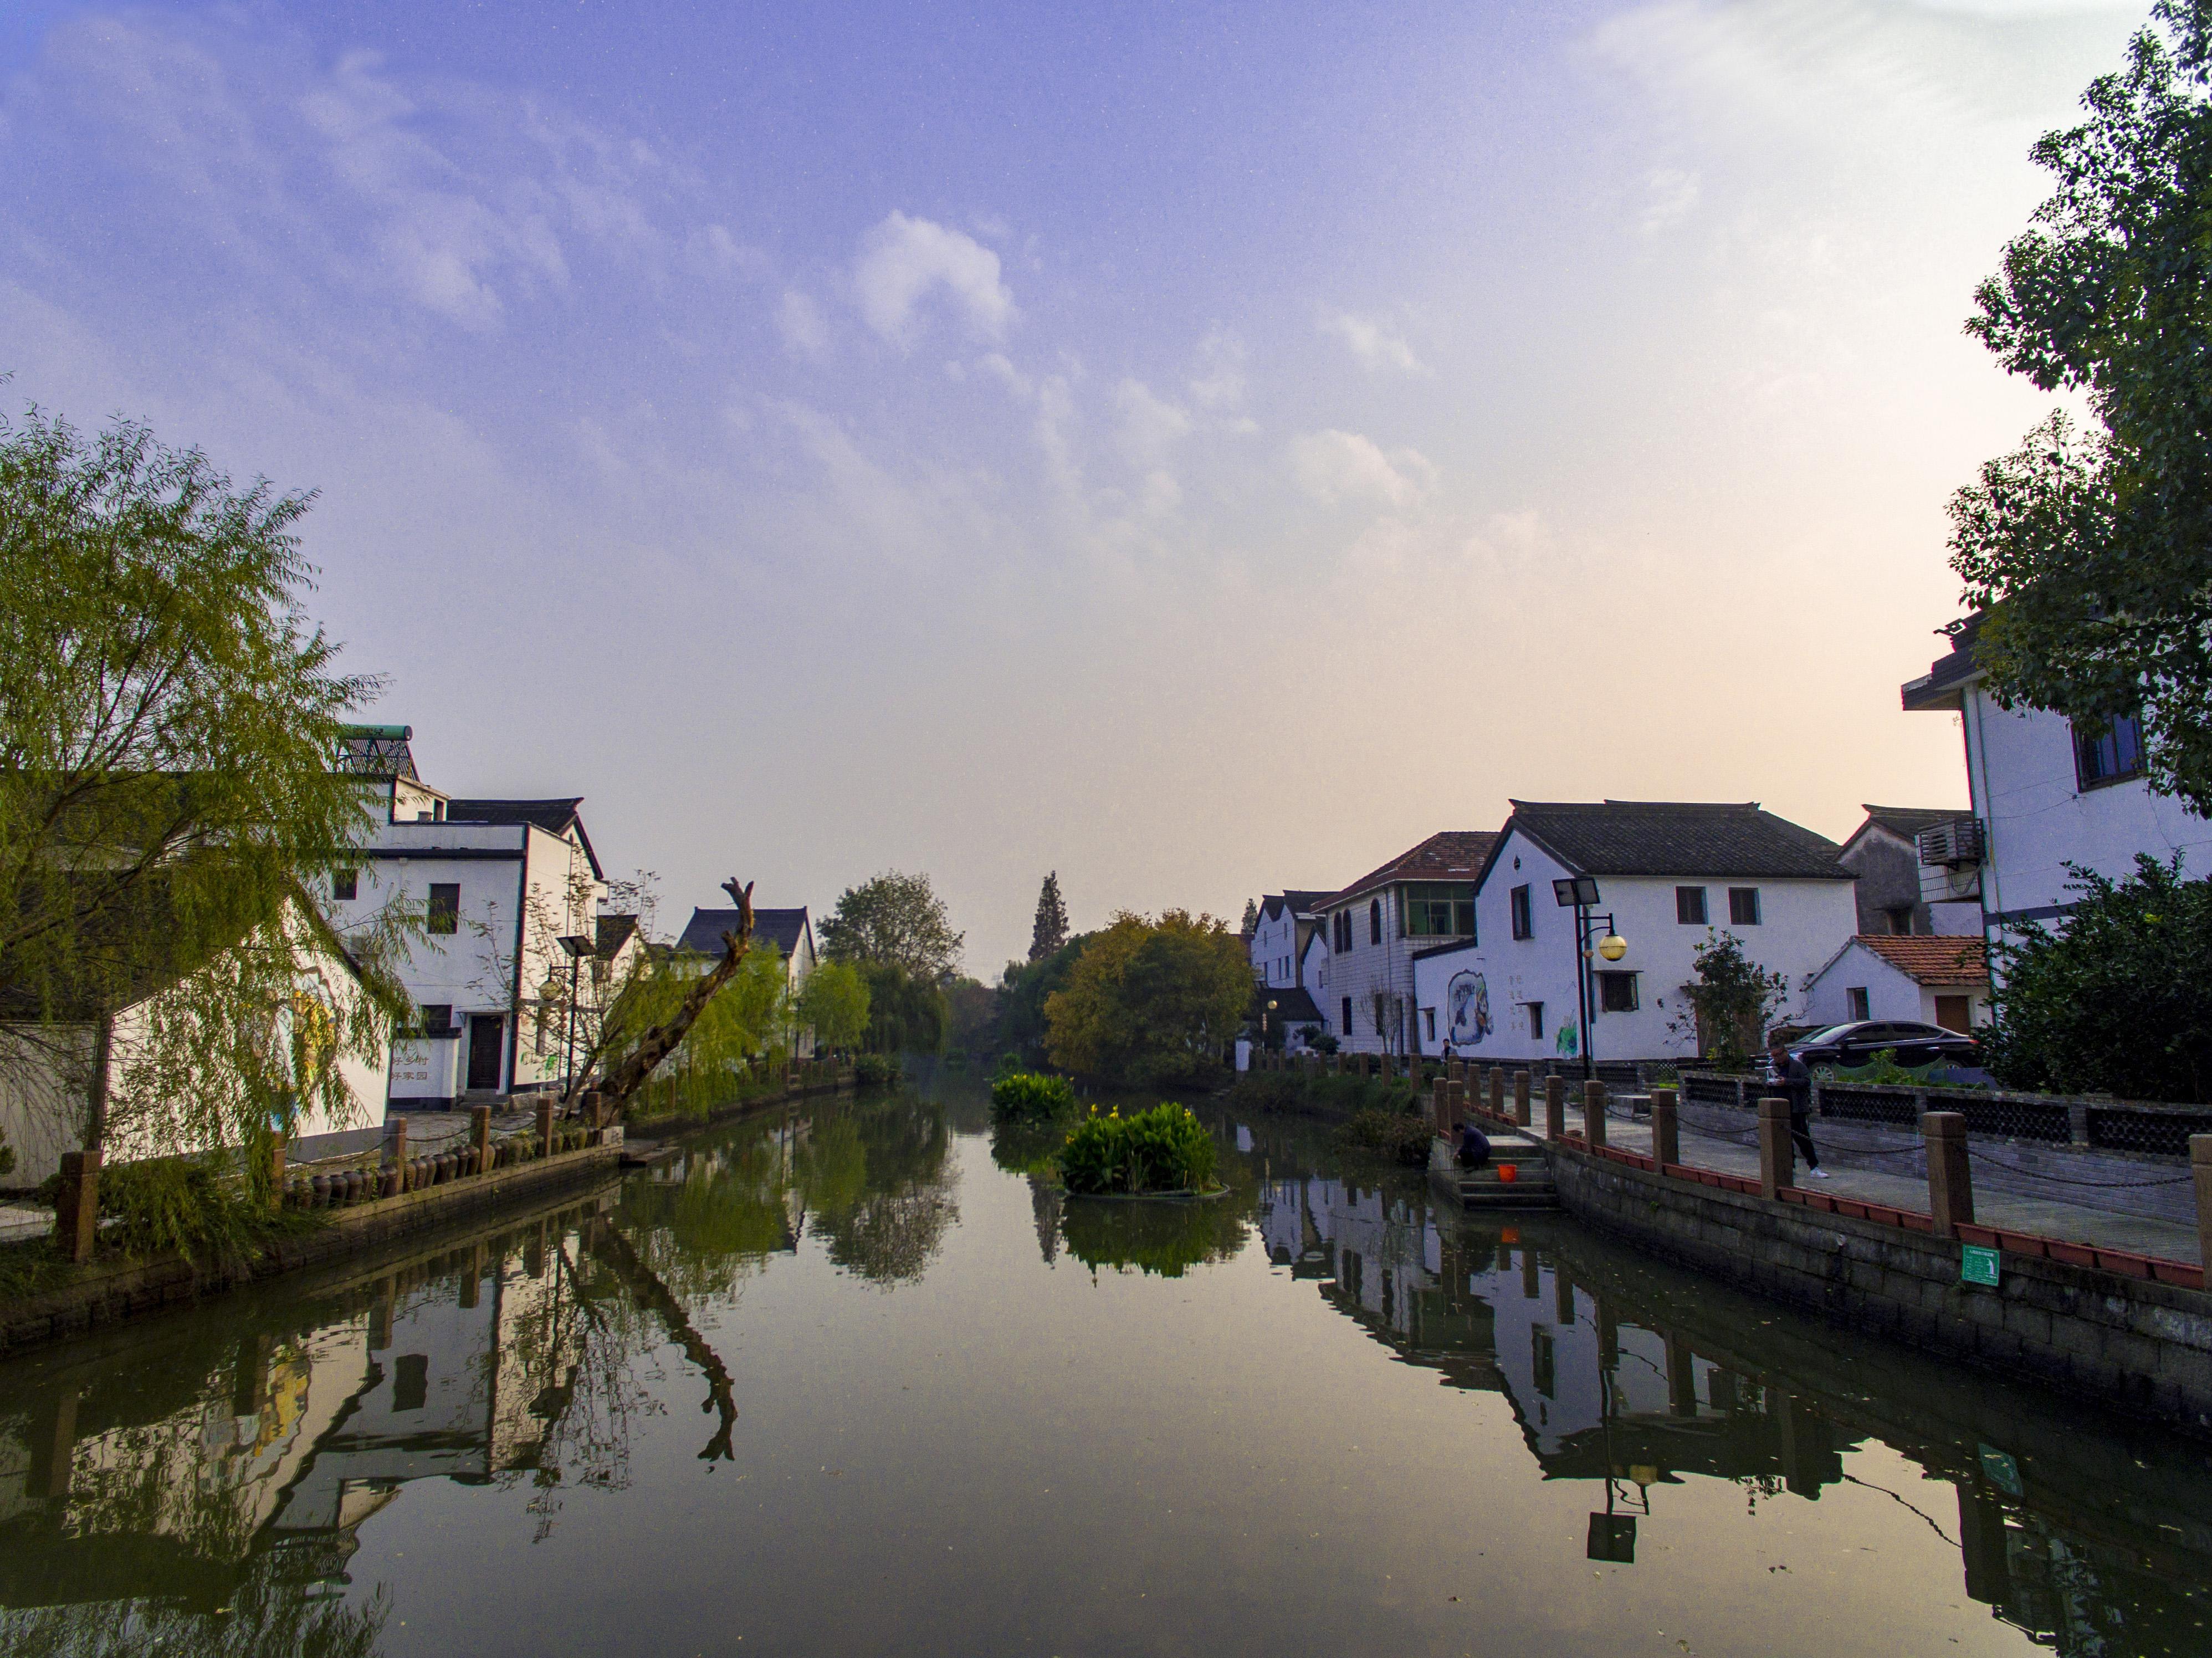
[1222,1107,2212,1656]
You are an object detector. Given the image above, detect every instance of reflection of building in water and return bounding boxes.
[1255,1155,2212,1658]
[0,1209,601,1607]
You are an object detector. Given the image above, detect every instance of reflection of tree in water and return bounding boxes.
[807,1096,958,1287]
[1057,1193,1252,1278]
[583,1219,740,1463]
[988,1119,1063,1177]
[0,1550,388,1658]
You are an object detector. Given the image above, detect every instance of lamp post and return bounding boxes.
[1553,878,1627,1082]
[555,934,594,1099]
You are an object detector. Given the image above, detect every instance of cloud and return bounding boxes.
[853,211,1015,346]
[1113,378,1192,465]
[779,289,830,359]
[1641,166,1701,233]
[1319,309,1426,375]
[1188,327,1248,408]
[1288,429,1435,508]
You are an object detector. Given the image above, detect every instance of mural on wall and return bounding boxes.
[1446,971,1492,1047]
[1555,1019,1579,1059]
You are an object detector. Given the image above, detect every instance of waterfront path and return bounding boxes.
[1560,1103,2204,1265]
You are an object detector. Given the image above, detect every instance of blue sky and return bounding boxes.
[0,0,2153,971]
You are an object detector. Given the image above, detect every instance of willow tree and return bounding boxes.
[0,406,408,1176]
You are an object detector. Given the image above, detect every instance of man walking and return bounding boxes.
[1765,1031,1827,1179]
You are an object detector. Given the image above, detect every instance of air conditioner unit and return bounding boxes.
[1917,816,1985,869]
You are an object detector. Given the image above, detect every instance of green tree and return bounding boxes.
[0,406,409,1172]
[796,958,871,1052]
[1029,871,1070,963]
[997,934,1087,1065]
[818,869,964,980]
[1948,2,2212,813]
[859,961,946,1056]
[1665,931,1791,1073]
[1044,910,1251,1087]
[1983,856,2212,1101]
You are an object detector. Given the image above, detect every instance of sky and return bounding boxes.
[0,0,2158,973]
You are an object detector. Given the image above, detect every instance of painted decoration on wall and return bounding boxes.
[1446,971,1492,1047]
[1555,1019,1579,1059]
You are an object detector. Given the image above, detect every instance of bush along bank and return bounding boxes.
[1229,1066,1427,1120]
[1337,1107,1436,1166]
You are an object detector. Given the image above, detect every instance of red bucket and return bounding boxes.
[1497,1163,1519,1184]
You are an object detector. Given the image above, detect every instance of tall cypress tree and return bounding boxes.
[1028,872,1070,964]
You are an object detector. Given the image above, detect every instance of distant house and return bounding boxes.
[1411,801,1857,1068]
[1804,934,1989,1033]
[327,727,609,1106]
[1248,892,1330,991]
[1314,832,1497,1056]
[671,905,818,1054]
[1903,616,2212,949]
[1838,807,1980,938]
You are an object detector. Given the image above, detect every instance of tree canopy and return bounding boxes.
[818,870,964,981]
[796,958,871,1052]
[1044,909,1250,1087]
[1949,1,2212,813]
[1028,871,1069,964]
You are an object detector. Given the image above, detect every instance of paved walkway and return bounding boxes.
[1563,1105,2204,1266]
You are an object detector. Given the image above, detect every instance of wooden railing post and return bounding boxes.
[1651,1085,1680,1169]
[1758,1096,1794,1200]
[1544,1075,1565,1141]
[471,1104,492,1175]
[1925,1111,1974,1239]
[2193,1135,2212,1274]
[1431,1077,1450,1134]
[55,1149,100,1263]
[1583,1080,1607,1149]
[1513,1070,1532,1127]
[1489,1068,1506,1120]
[537,1095,556,1157]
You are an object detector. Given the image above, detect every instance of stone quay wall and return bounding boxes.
[1548,1142,2212,1436]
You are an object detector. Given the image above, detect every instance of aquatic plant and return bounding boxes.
[990,1070,1076,1121]
[1056,1103,1217,1195]
[1337,1107,1435,1167]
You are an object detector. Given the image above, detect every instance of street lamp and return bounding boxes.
[556,934,594,1099]
[1553,878,1627,1082]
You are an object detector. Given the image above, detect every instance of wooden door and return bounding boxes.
[1934,995,1972,1034]
[466,1014,504,1092]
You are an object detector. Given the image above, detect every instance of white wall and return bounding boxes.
[1250,903,1302,989]
[1966,690,2212,929]
[1804,941,1991,1030]
[1423,827,1857,1066]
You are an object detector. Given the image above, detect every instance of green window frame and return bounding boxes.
[1401,882,1476,938]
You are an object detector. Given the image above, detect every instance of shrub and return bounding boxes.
[1057,1103,1218,1195]
[34,1153,304,1264]
[991,1070,1077,1121]
[1338,1107,1436,1166]
[854,1053,904,1088]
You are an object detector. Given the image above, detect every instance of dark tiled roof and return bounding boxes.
[1259,889,1333,922]
[595,913,639,958]
[1901,613,1983,712]
[1326,832,1498,909]
[442,797,602,879]
[1852,805,1963,846]
[1853,933,1987,986]
[1497,801,1852,882]
[1261,986,1323,1024]
[674,905,810,959]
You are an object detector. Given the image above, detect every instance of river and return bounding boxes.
[1,1073,2206,1656]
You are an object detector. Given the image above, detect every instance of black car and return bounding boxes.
[1781,1020,1979,1072]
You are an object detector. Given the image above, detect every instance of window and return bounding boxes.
[2073,710,2145,790]
[393,1353,429,1413]
[1728,887,1761,925]
[332,868,358,902]
[1846,986,1871,1021]
[427,883,460,935]
[1884,906,1914,936]
[1597,971,1638,1014]
[1527,1001,1544,1040]
[417,1004,453,1034]
[1675,886,1707,925]
[1335,911,1352,952]
[1341,996,1353,1035]
[1403,883,1476,938]
[1368,898,1383,946]
[1510,884,1533,940]
[1421,1007,1436,1042]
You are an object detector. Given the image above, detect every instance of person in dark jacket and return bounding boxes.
[1765,1032,1827,1178]
[1456,1120,1491,1170]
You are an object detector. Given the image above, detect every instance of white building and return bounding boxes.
[326,728,610,1107]
[1410,801,1858,1068]
[671,904,817,1054]
[1803,934,1990,1032]
[1837,807,1980,938]
[1314,832,1496,1056]
[1248,892,1328,990]
[1902,616,2212,948]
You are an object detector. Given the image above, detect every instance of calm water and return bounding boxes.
[2,1074,2209,1657]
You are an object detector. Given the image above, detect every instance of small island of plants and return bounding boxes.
[1056,1103,1218,1197]
[991,1068,1078,1121]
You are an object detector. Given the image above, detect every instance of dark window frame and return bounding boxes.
[1510,884,1533,940]
[1728,886,1761,926]
[1675,886,1707,925]
[2073,710,2146,791]
[1527,1001,1544,1040]
[1368,898,1383,946]
[427,883,461,936]
[1846,986,1871,1022]
[332,867,359,902]
[1597,971,1638,1014]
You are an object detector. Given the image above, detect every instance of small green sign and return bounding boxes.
[1978,1443,2023,1497]
[1962,1244,2001,1287]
